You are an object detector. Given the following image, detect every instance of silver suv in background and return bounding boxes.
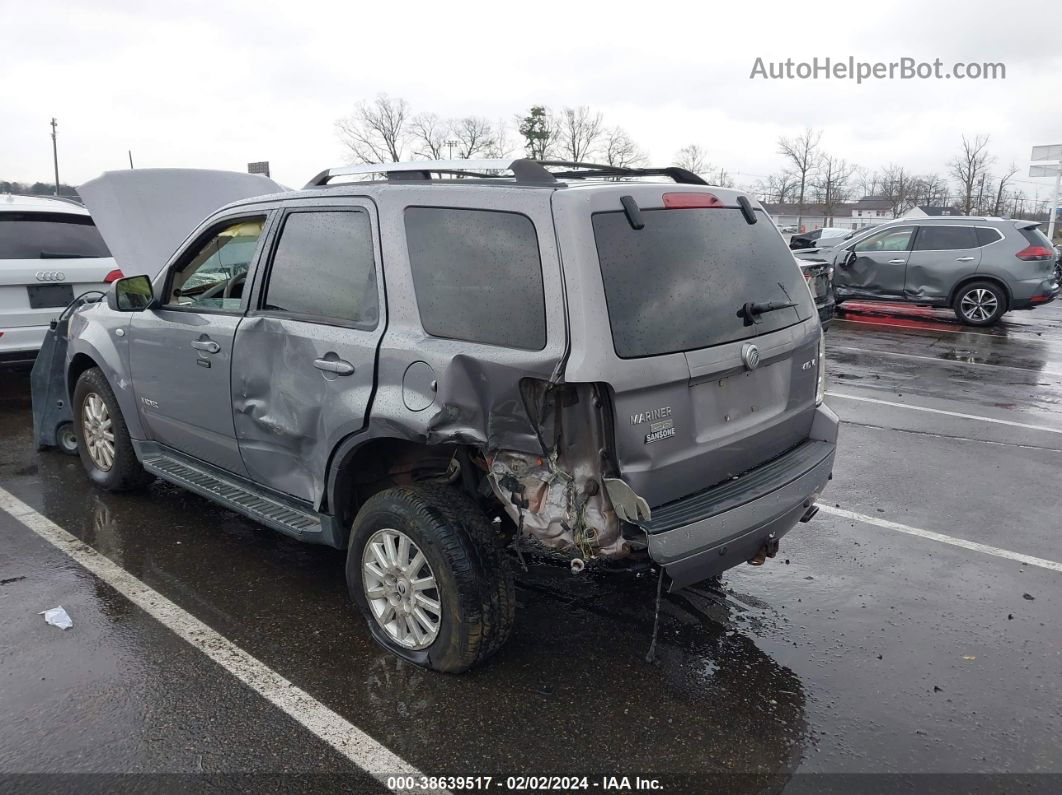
[50,161,838,672]
[0,194,122,364]
[800,217,1059,325]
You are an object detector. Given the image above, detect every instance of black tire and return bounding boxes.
[55,422,79,456]
[72,368,154,491]
[953,281,1006,326]
[346,484,515,673]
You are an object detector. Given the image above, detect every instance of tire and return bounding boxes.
[72,368,154,491]
[55,422,79,456]
[953,281,1006,326]
[346,484,515,673]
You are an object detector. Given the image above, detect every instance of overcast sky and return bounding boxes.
[2,0,1059,200]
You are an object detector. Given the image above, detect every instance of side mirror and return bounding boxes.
[108,274,154,312]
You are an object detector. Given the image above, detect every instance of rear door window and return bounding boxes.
[592,207,815,358]
[263,210,379,328]
[405,207,546,350]
[0,212,111,259]
[913,226,977,250]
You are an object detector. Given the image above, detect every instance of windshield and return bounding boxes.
[592,207,815,358]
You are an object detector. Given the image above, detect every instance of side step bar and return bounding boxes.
[134,441,344,548]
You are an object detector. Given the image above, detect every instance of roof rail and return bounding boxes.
[304,159,708,188]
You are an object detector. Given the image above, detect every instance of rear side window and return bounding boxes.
[1018,226,1052,248]
[0,212,111,259]
[913,226,977,250]
[405,207,546,350]
[975,227,1003,247]
[593,207,815,358]
[263,210,378,327]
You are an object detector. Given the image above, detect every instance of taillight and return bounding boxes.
[1015,245,1053,261]
[663,192,724,209]
[103,269,125,283]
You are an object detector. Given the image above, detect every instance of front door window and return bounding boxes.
[166,218,265,311]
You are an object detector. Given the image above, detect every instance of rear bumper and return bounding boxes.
[1011,280,1059,310]
[0,325,48,363]
[645,406,838,589]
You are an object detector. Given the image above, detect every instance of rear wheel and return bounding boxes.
[346,485,515,673]
[73,368,153,491]
[953,281,1006,326]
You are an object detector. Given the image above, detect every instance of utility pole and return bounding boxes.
[50,118,60,196]
[446,140,458,159]
[128,150,135,169]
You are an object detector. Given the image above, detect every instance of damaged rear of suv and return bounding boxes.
[61,159,838,672]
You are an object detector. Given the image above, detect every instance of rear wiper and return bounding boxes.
[737,300,797,326]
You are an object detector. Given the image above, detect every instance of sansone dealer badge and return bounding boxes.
[631,406,676,445]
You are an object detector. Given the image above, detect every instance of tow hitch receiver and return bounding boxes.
[747,532,780,566]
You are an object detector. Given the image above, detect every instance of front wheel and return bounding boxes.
[73,368,154,491]
[346,485,515,673]
[953,281,1006,326]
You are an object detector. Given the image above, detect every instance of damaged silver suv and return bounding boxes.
[58,160,838,672]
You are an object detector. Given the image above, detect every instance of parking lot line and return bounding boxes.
[827,392,1062,435]
[0,486,432,793]
[831,346,1062,378]
[819,505,1062,573]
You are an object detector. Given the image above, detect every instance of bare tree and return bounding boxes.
[993,163,1017,215]
[452,116,498,160]
[557,106,605,162]
[853,166,880,199]
[602,126,646,168]
[408,112,447,160]
[949,134,994,215]
[812,154,855,224]
[711,168,736,188]
[880,164,917,216]
[336,94,411,163]
[911,173,949,208]
[757,171,799,204]
[777,128,822,230]
[673,144,711,176]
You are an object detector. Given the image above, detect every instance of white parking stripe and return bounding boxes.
[831,345,1062,378]
[819,505,1062,573]
[827,391,1062,435]
[0,486,436,793]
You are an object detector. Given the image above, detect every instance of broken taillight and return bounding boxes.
[663,192,725,209]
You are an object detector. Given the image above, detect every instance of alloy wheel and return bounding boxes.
[81,392,115,471]
[959,288,998,322]
[361,528,442,650]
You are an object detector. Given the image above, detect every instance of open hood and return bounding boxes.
[79,169,286,277]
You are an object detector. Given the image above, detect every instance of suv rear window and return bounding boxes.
[592,207,815,358]
[0,212,111,259]
[405,207,546,350]
[1018,225,1053,248]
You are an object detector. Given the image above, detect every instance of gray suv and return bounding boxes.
[802,217,1058,326]
[59,160,838,672]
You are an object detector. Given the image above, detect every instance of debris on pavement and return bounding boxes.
[40,606,73,630]
[1022,593,1035,601]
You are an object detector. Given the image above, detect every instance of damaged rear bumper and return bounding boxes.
[645,415,837,590]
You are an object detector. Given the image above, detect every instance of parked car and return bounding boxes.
[0,194,122,365]
[822,217,1059,325]
[797,256,835,328]
[789,226,849,250]
[56,161,837,672]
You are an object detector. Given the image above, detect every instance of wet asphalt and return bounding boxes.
[1,300,1060,792]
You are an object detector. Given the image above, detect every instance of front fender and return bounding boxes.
[66,302,143,439]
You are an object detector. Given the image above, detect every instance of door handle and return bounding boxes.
[313,357,355,376]
[887,259,906,264]
[955,256,975,262]
[190,339,221,354]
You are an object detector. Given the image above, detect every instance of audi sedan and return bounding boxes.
[1,194,122,365]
